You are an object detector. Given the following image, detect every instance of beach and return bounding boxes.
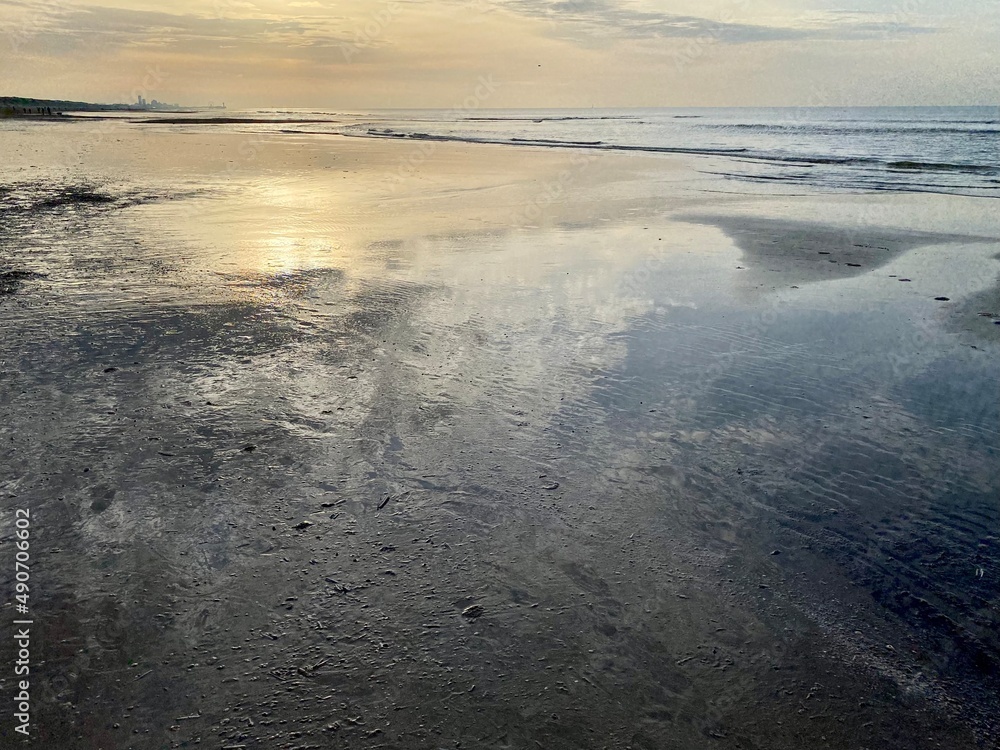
[2,113,999,749]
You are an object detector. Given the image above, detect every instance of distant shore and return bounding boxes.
[1,95,221,118]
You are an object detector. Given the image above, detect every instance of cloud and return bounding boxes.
[0,0,78,42]
[491,0,935,43]
[1,1,359,58]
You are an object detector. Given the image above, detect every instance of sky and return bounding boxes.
[1,0,998,108]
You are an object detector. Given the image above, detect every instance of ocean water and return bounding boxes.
[157,105,1000,198]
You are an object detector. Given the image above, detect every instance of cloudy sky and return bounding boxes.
[1,0,998,108]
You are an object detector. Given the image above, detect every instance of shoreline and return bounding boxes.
[12,107,994,201]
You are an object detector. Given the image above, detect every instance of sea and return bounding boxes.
[113,105,1000,198]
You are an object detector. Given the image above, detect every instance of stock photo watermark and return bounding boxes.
[11,508,33,738]
[340,0,403,63]
[387,74,500,188]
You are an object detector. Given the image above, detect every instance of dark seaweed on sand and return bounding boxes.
[0,182,117,214]
[0,182,186,218]
[0,270,46,294]
[36,186,117,207]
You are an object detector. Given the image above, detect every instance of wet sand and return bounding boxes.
[2,121,1000,749]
